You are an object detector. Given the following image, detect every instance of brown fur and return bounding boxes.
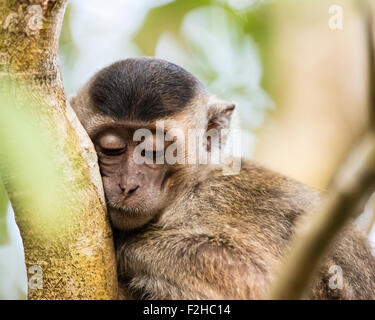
[114,161,375,299]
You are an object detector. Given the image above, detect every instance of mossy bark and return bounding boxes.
[0,0,117,299]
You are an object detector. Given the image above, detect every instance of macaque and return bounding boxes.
[71,57,375,299]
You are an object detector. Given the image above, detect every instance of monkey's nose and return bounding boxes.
[119,182,139,195]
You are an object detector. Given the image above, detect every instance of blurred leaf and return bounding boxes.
[59,3,79,64]
[133,0,214,55]
[134,0,275,91]
[0,177,9,245]
[59,3,79,95]
[0,79,69,239]
[241,2,275,92]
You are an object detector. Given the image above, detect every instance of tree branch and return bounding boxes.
[267,0,375,299]
[0,0,117,299]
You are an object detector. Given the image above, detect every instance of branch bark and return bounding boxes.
[0,0,117,299]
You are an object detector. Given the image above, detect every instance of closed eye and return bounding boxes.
[101,147,126,156]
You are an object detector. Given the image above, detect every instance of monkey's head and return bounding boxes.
[71,57,235,230]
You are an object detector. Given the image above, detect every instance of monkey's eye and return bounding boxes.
[101,147,126,156]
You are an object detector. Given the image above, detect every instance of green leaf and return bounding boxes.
[0,176,9,245]
[133,0,214,55]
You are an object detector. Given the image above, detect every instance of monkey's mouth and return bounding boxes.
[107,197,155,220]
[105,195,147,214]
[108,205,156,231]
[109,205,148,216]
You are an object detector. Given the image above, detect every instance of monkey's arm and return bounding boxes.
[309,223,375,299]
[116,227,275,299]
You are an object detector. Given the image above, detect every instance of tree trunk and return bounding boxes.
[0,0,117,299]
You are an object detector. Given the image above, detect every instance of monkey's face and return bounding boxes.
[71,58,236,230]
[92,123,180,231]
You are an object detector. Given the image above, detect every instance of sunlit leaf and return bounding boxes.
[0,79,71,239]
[0,177,9,245]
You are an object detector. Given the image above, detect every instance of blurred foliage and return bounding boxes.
[0,77,90,299]
[0,80,69,239]
[133,0,214,56]
[59,3,79,95]
[0,80,56,299]
[134,0,274,129]
[134,0,274,92]
[0,177,9,245]
[59,0,274,136]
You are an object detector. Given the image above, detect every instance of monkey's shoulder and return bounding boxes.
[189,160,320,219]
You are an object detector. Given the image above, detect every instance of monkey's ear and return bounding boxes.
[206,96,235,132]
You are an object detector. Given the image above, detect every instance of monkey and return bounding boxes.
[70,57,375,299]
